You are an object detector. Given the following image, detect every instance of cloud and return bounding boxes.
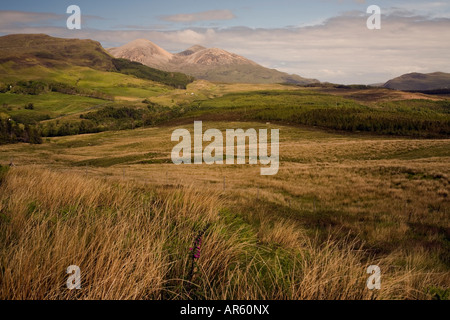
[0,11,63,28]
[387,2,450,19]
[0,10,107,29]
[0,9,449,84]
[218,14,450,84]
[160,9,236,22]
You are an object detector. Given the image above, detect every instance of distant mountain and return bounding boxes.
[176,45,207,57]
[108,39,318,84]
[108,39,173,71]
[384,72,450,91]
[0,34,194,88]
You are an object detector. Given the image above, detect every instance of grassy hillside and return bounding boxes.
[1,34,449,145]
[0,35,198,143]
[384,72,450,91]
[183,90,450,138]
[0,92,107,123]
[0,34,194,89]
[112,58,194,89]
[0,68,171,141]
[0,34,116,71]
[171,63,316,85]
[2,83,449,146]
[1,121,449,299]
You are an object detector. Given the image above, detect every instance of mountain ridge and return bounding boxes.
[0,33,116,71]
[108,39,318,84]
[0,34,194,89]
[384,72,450,91]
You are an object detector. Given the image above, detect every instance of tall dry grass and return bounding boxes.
[0,167,447,299]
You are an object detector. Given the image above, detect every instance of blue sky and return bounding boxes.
[3,0,447,30]
[1,0,450,83]
[0,0,367,29]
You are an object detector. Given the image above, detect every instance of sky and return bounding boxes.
[1,0,450,84]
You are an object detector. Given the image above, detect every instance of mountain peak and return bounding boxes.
[109,39,317,84]
[177,45,207,56]
[188,44,207,51]
[108,39,173,70]
[183,47,257,66]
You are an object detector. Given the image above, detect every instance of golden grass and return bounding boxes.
[0,121,449,299]
[0,167,219,299]
[2,167,446,299]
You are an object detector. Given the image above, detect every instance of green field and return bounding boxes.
[183,90,450,137]
[0,92,108,120]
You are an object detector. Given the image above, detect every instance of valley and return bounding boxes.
[0,34,449,300]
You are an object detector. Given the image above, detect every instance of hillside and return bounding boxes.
[384,72,450,91]
[108,39,317,84]
[0,34,196,144]
[1,34,449,146]
[0,34,194,89]
[0,34,116,71]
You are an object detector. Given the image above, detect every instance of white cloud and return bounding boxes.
[163,29,213,44]
[1,10,449,84]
